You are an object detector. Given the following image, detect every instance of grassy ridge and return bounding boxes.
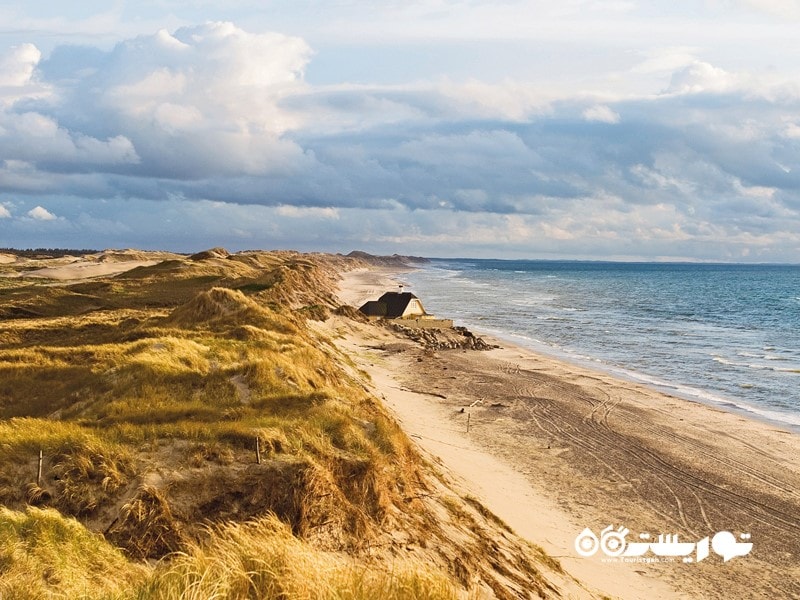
[0,250,563,599]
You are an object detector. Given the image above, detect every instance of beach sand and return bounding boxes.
[333,267,800,599]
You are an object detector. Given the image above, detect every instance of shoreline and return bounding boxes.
[395,262,800,436]
[437,321,800,436]
[333,265,800,599]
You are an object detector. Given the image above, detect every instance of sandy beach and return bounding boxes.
[333,267,800,599]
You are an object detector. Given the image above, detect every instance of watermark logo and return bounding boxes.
[575,525,752,563]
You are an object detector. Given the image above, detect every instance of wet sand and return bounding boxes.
[334,267,800,599]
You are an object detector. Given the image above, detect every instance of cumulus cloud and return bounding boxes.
[1,23,313,183]
[665,61,741,94]
[27,205,58,220]
[0,43,50,109]
[1,112,139,167]
[98,24,310,129]
[631,46,702,75]
[1,20,800,261]
[0,43,40,87]
[0,204,10,218]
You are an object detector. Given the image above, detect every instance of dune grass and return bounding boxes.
[136,514,458,600]
[0,508,459,600]
[0,253,463,599]
[0,251,559,599]
[0,506,149,599]
[0,419,134,514]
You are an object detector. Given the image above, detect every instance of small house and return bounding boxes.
[359,292,427,321]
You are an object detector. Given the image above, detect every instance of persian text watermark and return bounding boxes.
[574,525,752,564]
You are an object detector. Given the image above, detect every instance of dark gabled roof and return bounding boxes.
[358,300,387,317]
[378,292,418,318]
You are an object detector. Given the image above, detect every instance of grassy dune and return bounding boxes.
[0,250,564,599]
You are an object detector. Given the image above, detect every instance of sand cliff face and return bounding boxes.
[0,249,583,599]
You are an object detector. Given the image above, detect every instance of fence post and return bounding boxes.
[37,449,43,485]
[256,437,261,464]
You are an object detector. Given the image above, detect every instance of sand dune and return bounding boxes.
[0,250,184,280]
[20,260,160,280]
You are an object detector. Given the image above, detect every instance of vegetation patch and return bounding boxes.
[0,250,564,599]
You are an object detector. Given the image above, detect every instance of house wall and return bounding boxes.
[401,298,426,317]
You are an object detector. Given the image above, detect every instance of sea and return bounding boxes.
[401,260,800,430]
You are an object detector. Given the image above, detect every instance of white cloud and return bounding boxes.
[782,121,800,139]
[0,43,40,86]
[0,111,140,166]
[0,22,316,182]
[27,205,57,220]
[0,204,11,218]
[631,46,700,75]
[99,23,311,136]
[95,22,311,176]
[1,19,800,262]
[665,61,740,94]
[0,43,50,108]
[582,105,620,123]
[436,79,555,121]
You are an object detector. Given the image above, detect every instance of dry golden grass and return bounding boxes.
[108,485,186,561]
[0,507,459,600]
[0,251,442,595]
[0,250,560,599]
[0,419,134,515]
[136,513,458,600]
[0,506,149,599]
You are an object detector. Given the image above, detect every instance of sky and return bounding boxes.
[1,1,800,261]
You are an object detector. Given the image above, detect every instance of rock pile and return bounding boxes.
[391,323,497,351]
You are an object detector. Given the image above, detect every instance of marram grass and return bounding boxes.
[0,252,552,599]
[0,508,458,600]
[0,506,148,599]
[135,514,458,600]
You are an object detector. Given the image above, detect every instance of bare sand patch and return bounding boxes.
[0,249,183,280]
[20,260,159,280]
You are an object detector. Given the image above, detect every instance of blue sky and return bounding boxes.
[2,1,800,261]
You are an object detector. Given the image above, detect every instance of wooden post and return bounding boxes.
[467,413,471,433]
[37,449,43,486]
[255,437,261,464]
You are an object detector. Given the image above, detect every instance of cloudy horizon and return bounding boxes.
[2,2,800,262]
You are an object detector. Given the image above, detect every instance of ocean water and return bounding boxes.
[402,260,800,429]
